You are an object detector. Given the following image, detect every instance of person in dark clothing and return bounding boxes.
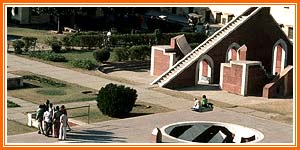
[36,104,45,134]
[53,106,62,138]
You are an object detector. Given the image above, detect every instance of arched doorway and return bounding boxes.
[226,43,241,62]
[197,55,214,84]
[272,39,287,75]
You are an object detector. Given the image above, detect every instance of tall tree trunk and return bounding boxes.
[57,16,63,34]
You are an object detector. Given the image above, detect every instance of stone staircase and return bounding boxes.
[151,8,261,87]
[263,65,293,98]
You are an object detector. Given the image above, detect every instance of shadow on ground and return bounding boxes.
[66,129,127,143]
[98,61,150,73]
[177,84,221,91]
[7,34,23,41]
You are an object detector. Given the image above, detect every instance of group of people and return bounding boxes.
[191,95,213,111]
[36,100,69,141]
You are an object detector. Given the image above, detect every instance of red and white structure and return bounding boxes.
[150,7,293,98]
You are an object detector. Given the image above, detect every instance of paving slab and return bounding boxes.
[7,108,293,144]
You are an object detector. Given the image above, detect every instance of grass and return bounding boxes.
[7,26,64,44]
[7,120,37,135]
[36,89,67,95]
[61,50,95,61]
[67,101,173,123]
[7,100,20,108]
[7,71,97,105]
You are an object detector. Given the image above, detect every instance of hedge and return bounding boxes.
[28,51,67,62]
[12,40,25,54]
[21,37,37,52]
[63,32,207,48]
[93,49,110,63]
[69,59,97,70]
[111,47,130,62]
[128,45,151,61]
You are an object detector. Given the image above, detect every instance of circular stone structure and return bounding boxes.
[161,121,264,143]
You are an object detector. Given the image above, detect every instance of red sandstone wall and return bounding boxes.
[275,45,282,74]
[222,64,243,95]
[153,50,170,76]
[263,67,293,98]
[202,60,208,77]
[247,65,267,96]
[163,7,293,88]
[165,63,198,88]
[285,68,293,96]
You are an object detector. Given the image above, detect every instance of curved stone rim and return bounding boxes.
[160,121,265,144]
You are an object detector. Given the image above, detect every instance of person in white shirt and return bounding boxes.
[43,107,52,136]
[59,109,68,141]
[191,98,201,111]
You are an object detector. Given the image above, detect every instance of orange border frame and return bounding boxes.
[1,1,298,150]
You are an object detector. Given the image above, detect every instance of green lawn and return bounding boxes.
[61,50,95,61]
[7,71,97,105]
[7,26,64,43]
[7,100,20,108]
[7,120,37,135]
[68,101,173,123]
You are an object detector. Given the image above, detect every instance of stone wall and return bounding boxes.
[153,49,171,76]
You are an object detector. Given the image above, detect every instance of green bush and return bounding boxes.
[51,41,62,53]
[128,45,151,60]
[62,36,72,50]
[79,35,101,49]
[69,59,96,70]
[28,51,67,62]
[111,47,130,61]
[93,49,110,63]
[12,40,25,54]
[22,37,37,52]
[45,37,62,53]
[60,32,207,48]
[96,83,137,118]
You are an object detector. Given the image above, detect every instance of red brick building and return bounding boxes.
[150,7,293,98]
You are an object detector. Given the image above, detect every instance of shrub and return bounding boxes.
[96,83,137,118]
[12,40,25,54]
[46,37,62,53]
[69,59,96,70]
[79,35,100,49]
[111,47,130,61]
[128,45,151,60]
[93,49,110,63]
[22,37,37,52]
[28,51,67,62]
[51,41,62,53]
[62,36,72,50]
[46,52,66,62]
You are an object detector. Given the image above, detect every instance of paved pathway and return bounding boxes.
[6,54,294,144]
[7,108,293,143]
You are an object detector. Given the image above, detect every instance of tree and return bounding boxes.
[32,7,78,33]
[96,83,137,118]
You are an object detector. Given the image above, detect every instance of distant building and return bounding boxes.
[10,7,50,24]
[8,6,294,39]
